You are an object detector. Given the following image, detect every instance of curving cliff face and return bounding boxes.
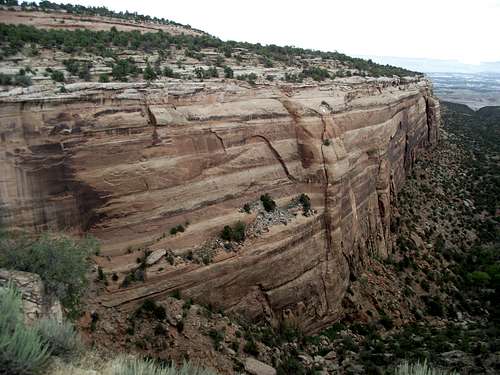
[0,77,440,331]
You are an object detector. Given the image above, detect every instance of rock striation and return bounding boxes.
[0,77,440,332]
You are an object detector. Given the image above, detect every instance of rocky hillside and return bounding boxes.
[77,102,499,375]
[0,2,440,336]
[2,2,498,375]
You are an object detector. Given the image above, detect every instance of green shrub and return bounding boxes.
[0,73,32,86]
[424,296,444,317]
[208,329,224,349]
[35,319,82,358]
[220,225,233,241]
[236,73,257,85]
[298,193,311,214]
[0,233,97,314]
[223,65,233,79]
[112,58,139,81]
[232,221,245,242]
[276,354,305,375]
[137,299,166,320]
[163,66,175,77]
[143,63,157,81]
[260,193,276,212]
[467,271,491,287]
[0,72,12,85]
[302,66,330,81]
[243,339,259,356]
[0,284,50,374]
[220,221,246,242]
[13,74,32,86]
[379,314,394,330]
[170,224,185,235]
[50,70,65,82]
[99,73,110,83]
[395,360,458,375]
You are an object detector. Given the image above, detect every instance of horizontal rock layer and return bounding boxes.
[0,78,440,331]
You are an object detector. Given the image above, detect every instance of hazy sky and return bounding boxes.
[61,0,500,64]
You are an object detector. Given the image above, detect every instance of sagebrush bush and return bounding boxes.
[35,318,83,358]
[0,233,98,313]
[0,284,50,374]
[105,356,217,375]
[395,360,458,375]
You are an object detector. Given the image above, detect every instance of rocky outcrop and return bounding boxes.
[0,77,440,332]
[0,269,63,324]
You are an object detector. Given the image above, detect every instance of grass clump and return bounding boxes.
[395,360,458,375]
[0,283,50,374]
[105,356,218,375]
[35,318,82,358]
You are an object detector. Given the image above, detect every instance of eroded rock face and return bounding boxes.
[0,78,440,331]
[0,269,63,324]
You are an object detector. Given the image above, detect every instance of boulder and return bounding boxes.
[0,268,63,324]
[146,249,166,266]
[244,358,276,375]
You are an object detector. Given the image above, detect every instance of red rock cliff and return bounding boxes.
[0,78,440,331]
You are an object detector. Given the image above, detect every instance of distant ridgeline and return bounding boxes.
[0,1,420,78]
[0,0,190,28]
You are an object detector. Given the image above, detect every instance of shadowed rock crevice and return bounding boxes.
[248,135,297,182]
[209,129,227,153]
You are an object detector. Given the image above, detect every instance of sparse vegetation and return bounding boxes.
[0,233,98,314]
[220,221,246,243]
[50,69,65,82]
[98,73,110,83]
[143,62,157,81]
[395,360,458,375]
[0,283,50,374]
[136,299,166,321]
[105,356,218,375]
[170,224,186,235]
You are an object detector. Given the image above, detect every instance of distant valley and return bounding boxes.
[426,72,500,110]
[367,56,500,109]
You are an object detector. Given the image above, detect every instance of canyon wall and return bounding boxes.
[0,78,440,331]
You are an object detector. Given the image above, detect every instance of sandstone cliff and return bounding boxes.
[0,77,440,331]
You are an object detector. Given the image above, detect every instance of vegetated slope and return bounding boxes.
[81,102,497,375]
[301,102,499,374]
[0,1,419,90]
[0,0,204,35]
